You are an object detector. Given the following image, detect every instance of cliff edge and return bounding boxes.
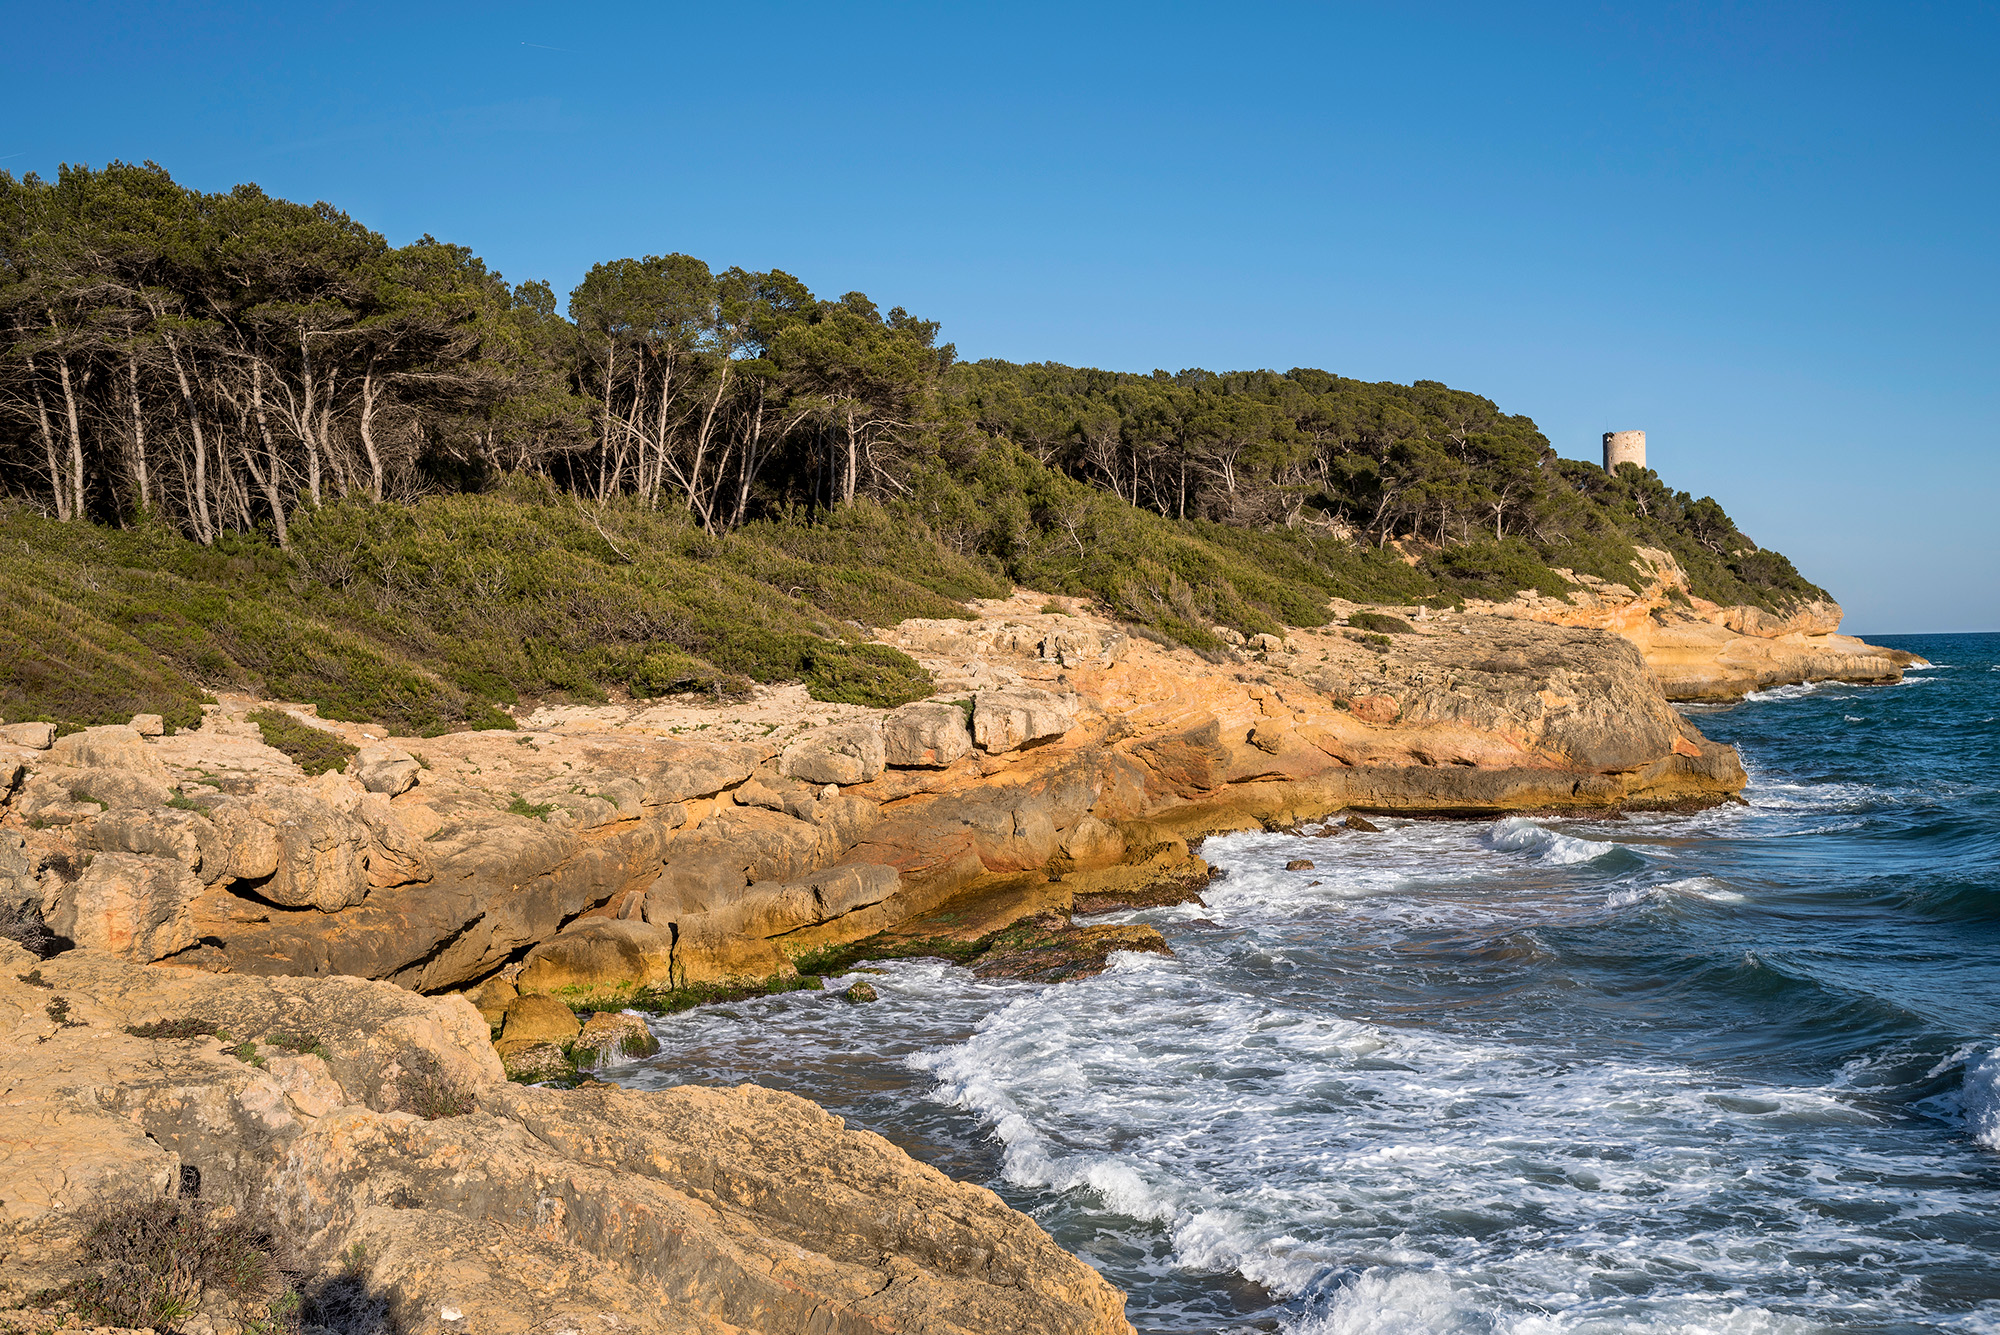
[1463,547,1923,699]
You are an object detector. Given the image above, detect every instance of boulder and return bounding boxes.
[779,721,886,786]
[467,976,517,1031]
[493,1039,574,1084]
[571,1010,660,1068]
[128,713,165,737]
[515,918,676,1000]
[499,993,581,1046]
[46,725,168,782]
[0,721,56,749]
[842,980,879,1005]
[208,791,372,912]
[19,765,174,816]
[1059,815,1127,870]
[41,850,203,961]
[793,862,899,920]
[973,688,1076,754]
[670,917,795,988]
[351,743,421,796]
[883,701,974,768]
[85,807,214,872]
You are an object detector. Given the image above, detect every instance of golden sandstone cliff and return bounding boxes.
[0,584,1907,1333]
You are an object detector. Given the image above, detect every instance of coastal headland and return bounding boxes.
[0,588,1912,1334]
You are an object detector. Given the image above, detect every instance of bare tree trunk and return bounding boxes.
[648,355,678,505]
[359,360,385,502]
[127,352,151,513]
[688,358,733,526]
[249,362,290,548]
[595,342,617,503]
[298,332,323,507]
[842,401,858,505]
[26,356,70,521]
[55,350,87,521]
[169,344,216,543]
[732,391,767,528]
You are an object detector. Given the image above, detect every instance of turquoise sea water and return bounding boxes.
[616,632,2000,1333]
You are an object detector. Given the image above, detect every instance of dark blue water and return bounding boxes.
[617,632,2000,1334]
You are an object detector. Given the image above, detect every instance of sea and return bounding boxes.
[611,632,2000,1334]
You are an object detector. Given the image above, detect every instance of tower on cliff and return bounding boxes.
[1603,430,1646,474]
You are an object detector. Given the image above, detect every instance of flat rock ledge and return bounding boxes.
[0,940,1135,1335]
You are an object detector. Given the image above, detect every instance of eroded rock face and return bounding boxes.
[351,743,421,796]
[780,720,886,785]
[883,701,975,768]
[974,687,1076,754]
[0,945,1134,1335]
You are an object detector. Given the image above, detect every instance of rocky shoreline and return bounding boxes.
[0,591,1911,1333]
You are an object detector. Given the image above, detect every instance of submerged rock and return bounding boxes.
[972,912,1172,984]
[572,1010,660,1068]
[842,979,879,1004]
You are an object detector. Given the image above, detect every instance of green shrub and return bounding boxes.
[1347,611,1416,635]
[247,709,358,777]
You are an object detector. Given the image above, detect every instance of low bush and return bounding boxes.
[1347,611,1416,635]
[65,1198,289,1333]
[396,1049,475,1118]
[247,710,359,776]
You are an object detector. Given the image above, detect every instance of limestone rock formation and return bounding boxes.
[0,944,1135,1335]
[1476,546,1920,699]
[883,700,975,767]
[780,719,886,785]
[974,686,1076,753]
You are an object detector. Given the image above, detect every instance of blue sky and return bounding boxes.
[6,1,1994,632]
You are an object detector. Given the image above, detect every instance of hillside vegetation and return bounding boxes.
[0,163,1826,732]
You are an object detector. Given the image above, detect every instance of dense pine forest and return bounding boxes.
[0,163,1825,732]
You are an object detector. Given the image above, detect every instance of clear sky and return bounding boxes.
[6,1,1994,633]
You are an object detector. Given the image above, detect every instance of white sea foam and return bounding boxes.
[909,928,1942,1332]
[1961,1046,2000,1152]
[1743,681,1825,702]
[1486,816,1618,865]
[1605,876,1746,909]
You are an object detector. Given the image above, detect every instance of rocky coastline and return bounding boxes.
[0,590,1911,1333]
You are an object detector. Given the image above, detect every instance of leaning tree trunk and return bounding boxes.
[249,362,290,548]
[127,352,151,514]
[55,350,87,521]
[26,356,70,521]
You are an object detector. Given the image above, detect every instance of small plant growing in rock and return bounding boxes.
[397,1050,474,1118]
[127,1017,221,1039]
[231,1039,266,1067]
[45,995,80,1025]
[64,1198,284,1333]
[1,899,63,958]
[67,786,101,806]
[506,793,557,820]
[39,851,83,884]
[266,1031,331,1060]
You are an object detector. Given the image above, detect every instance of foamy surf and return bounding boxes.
[1606,876,1746,909]
[1486,815,1619,865]
[616,632,2000,1334]
[1963,1047,2000,1152]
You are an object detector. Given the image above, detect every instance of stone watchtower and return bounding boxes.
[1603,430,1646,475]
